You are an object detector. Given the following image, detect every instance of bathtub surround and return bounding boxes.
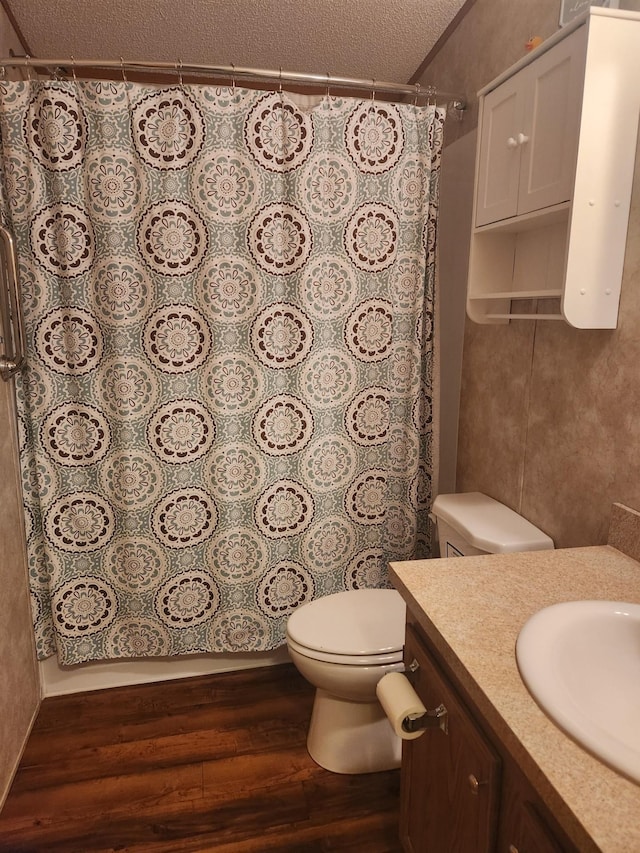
[431,129,475,496]
[418,0,640,548]
[0,4,40,812]
[0,80,443,665]
[39,644,289,697]
[0,376,39,807]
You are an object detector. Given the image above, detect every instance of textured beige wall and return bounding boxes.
[423,0,562,145]
[0,5,41,811]
[420,0,640,548]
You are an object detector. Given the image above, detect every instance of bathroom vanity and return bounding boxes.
[399,614,580,852]
[390,506,640,853]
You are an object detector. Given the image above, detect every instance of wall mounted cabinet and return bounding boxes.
[475,28,585,228]
[467,8,640,328]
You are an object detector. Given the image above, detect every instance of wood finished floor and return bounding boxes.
[0,664,402,852]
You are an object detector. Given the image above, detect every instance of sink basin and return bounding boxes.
[516,600,640,783]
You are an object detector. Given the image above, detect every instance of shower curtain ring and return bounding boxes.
[70,55,78,84]
[369,79,376,111]
[325,71,331,99]
[230,62,236,91]
[414,82,421,106]
[24,54,32,82]
[176,58,184,88]
[119,56,128,84]
[278,66,284,105]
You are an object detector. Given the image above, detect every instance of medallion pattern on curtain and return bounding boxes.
[0,79,443,664]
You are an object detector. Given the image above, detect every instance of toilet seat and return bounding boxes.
[286,588,406,666]
[286,634,404,666]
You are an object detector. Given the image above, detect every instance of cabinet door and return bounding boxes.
[498,761,578,853]
[517,27,586,217]
[400,626,500,852]
[475,72,525,227]
[500,802,567,853]
[475,26,587,229]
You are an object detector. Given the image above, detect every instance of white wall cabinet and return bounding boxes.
[475,28,585,227]
[467,8,640,328]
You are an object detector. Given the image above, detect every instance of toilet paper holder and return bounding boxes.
[404,658,448,735]
[402,702,448,735]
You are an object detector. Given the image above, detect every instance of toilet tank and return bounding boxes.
[431,492,554,558]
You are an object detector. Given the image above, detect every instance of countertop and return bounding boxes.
[389,521,640,852]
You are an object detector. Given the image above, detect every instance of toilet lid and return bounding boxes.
[286,589,406,656]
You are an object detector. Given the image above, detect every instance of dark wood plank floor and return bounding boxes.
[0,663,402,852]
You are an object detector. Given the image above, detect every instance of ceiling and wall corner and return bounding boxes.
[415,0,562,145]
[2,0,469,85]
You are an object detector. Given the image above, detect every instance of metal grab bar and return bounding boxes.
[0,225,25,380]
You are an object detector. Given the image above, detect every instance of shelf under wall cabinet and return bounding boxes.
[468,289,563,301]
[484,313,564,321]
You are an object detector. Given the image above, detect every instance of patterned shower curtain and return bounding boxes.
[0,79,444,664]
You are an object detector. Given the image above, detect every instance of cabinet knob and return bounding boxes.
[467,773,488,794]
[507,134,530,148]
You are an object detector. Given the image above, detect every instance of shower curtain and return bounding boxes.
[0,78,444,664]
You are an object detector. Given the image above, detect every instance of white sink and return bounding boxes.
[516,600,640,784]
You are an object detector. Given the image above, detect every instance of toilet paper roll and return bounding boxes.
[376,671,427,740]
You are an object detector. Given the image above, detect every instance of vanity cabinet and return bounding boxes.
[497,764,567,853]
[400,624,500,851]
[400,618,578,853]
[467,8,640,328]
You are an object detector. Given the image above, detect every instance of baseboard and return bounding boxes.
[40,647,291,697]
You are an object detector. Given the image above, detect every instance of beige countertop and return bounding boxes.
[389,538,640,853]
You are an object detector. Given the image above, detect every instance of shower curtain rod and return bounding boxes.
[0,55,466,112]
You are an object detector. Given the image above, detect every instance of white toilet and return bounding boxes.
[286,492,554,774]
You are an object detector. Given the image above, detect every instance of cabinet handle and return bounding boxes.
[507,136,518,149]
[467,773,488,794]
[517,132,530,145]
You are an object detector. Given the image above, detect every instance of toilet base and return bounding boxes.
[306,687,402,774]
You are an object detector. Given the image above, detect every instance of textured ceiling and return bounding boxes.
[5,0,467,85]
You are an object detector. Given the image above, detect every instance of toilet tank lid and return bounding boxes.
[432,492,554,553]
